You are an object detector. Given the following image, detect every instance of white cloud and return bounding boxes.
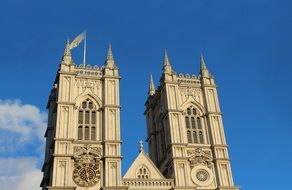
[0,157,42,190]
[0,99,47,155]
[0,99,46,189]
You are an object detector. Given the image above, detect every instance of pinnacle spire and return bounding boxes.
[107,43,114,60]
[64,39,71,57]
[148,74,155,96]
[163,49,172,73]
[200,53,209,77]
[200,53,207,71]
[105,43,115,68]
[164,49,170,66]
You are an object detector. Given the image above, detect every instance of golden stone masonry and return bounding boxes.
[41,40,240,190]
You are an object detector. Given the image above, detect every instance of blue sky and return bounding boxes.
[0,0,291,189]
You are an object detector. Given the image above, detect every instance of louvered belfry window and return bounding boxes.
[77,99,97,141]
[185,107,204,144]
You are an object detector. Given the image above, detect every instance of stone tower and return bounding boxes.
[41,40,240,190]
[144,51,240,190]
[40,41,126,190]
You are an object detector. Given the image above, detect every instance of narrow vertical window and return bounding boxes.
[91,111,96,124]
[191,117,196,129]
[88,102,93,109]
[91,127,96,140]
[85,111,89,124]
[197,117,201,129]
[193,131,198,143]
[187,131,192,143]
[78,126,82,140]
[78,111,83,124]
[199,131,204,143]
[85,127,89,140]
[185,117,190,128]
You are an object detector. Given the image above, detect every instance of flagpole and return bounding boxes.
[83,31,86,67]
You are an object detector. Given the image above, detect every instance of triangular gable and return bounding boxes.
[123,151,165,179]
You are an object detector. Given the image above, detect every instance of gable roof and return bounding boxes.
[123,150,165,179]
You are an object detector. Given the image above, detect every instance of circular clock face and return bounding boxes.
[190,166,213,187]
[73,163,100,187]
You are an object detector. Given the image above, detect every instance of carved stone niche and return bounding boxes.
[72,144,102,187]
[187,148,213,169]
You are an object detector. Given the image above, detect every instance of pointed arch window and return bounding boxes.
[136,165,150,179]
[185,107,204,144]
[77,99,97,141]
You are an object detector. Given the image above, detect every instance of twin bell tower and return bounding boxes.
[41,35,240,190]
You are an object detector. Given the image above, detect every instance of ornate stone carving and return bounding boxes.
[179,87,202,102]
[179,87,202,104]
[75,79,101,94]
[187,148,213,168]
[73,144,102,156]
[72,144,102,187]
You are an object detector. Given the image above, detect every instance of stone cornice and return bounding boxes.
[103,105,121,109]
[103,75,121,79]
[56,101,75,105]
[103,140,123,143]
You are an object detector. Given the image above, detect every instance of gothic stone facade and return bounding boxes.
[40,41,240,190]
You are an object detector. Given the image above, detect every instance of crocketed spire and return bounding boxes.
[163,49,172,73]
[105,43,116,68]
[148,74,155,96]
[200,53,209,77]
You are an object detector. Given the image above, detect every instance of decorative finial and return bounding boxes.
[64,39,71,57]
[105,43,115,68]
[149,74,155,96]
[163,49,172,73]
[139,140,144,152]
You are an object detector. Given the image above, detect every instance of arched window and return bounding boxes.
[77,99,97,141]
[185,107,204,144]
[136,166,150,179]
